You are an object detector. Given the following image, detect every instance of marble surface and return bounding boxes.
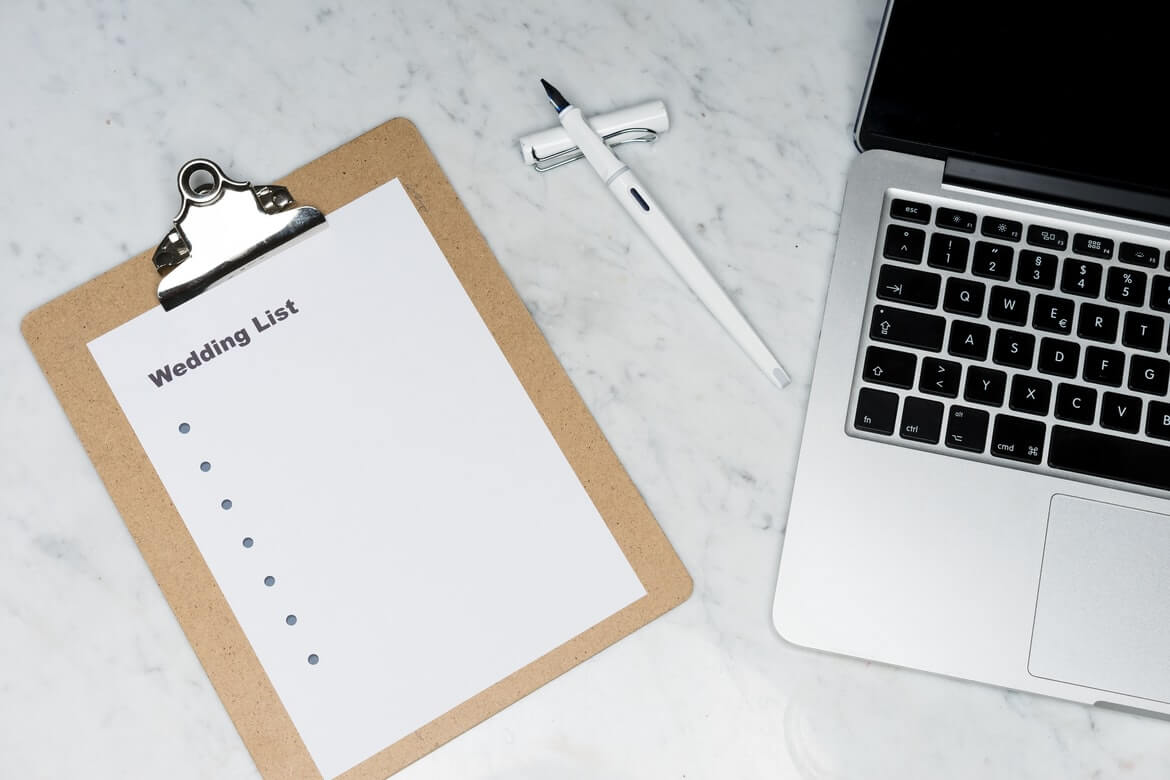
[2,0,1169,778]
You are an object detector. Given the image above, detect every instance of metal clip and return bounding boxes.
[532,127,660,172]
[518,99,670,173]
[153,159,325,310]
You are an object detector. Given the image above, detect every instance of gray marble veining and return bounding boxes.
[3,0,1168,777]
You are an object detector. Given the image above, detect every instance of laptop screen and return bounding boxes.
[858,1,1169,198]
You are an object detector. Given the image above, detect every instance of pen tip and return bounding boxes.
[540,78,570,112]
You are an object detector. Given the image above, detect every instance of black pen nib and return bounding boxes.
[540,78,570,113]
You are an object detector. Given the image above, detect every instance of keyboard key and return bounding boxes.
[992,329,1035,369]
[936,207,976,233]
[876,264,941,308]
[890,198,931,224]
[1147,401,1170,440]
[1016,250,1058,289]
[1028,224,1069,251]
[1122,312,1164,352]
[1060,258,1103,297]
[1128,354,1170,396]
[1072,233,1114,259]
[1037,337,1080,378]
[948,320,991,360]
[1032,295,1074,334]
[1054,383,1097,424]
[854,388,899,435]
[870,305,946,351]
[919,357,962,398]
[943,277,985,317]
[862,346,917,389]
[883,225,926,263]
[1083,346,1125,386]
[899,397,944,444]
[965,366,1007,406]
[927,233,970,272]
[972,241,1014,280]
[1100,391,1142,433]
[1150,275,1170,312]
[1120,241,1159,268]
[988,286,1030,325]
[945,405,989,452]
[1076,303,1119,343]
[1104,267,1147,306]
[1049,426,1170,490]
[990,414,1045,463]
[981,217,1022,242]
[1009,375,1052,416]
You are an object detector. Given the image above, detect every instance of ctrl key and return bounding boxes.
[854,388,899,435]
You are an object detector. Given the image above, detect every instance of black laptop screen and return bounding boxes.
[858,1,1169,197]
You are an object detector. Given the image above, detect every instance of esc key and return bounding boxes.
[891,198,931,225]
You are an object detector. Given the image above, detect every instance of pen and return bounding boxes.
[540,79,792,390]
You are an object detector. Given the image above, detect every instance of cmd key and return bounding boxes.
[990,414,1046,464]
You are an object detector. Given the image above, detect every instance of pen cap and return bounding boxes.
[518,100,669,166]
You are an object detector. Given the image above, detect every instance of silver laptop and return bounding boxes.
[774,1,1170,717]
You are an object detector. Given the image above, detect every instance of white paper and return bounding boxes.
[88,180,646,779]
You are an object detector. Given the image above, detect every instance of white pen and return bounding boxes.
[541,79,791,389]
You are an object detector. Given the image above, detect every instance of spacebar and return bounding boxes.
[1049,426,1170,491]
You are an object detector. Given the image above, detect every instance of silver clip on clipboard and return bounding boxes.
[153,159,326,310]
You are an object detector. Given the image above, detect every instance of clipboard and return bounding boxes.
[21,118,692,779]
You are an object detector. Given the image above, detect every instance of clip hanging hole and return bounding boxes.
[179,160,223,203]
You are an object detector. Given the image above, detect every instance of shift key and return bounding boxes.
[870,304,946,352]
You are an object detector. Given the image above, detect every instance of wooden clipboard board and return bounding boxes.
[21,118,692,779]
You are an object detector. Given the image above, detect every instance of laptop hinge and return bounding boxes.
[943,157,1170,227]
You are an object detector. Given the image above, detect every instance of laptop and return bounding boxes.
[774,0,1170,717]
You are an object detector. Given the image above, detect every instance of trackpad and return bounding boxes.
[1029,495,1170,704]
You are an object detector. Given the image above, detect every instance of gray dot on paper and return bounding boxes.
[264,576,275,587]
[286,615,297,626]
[221,499,232,510]
[242,537,253,548]
[178,423,190,434]
[308,654,319,665]
[200,461,211,472]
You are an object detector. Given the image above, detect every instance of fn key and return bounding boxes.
[855,388,899,435]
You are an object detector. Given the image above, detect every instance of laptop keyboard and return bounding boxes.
[849,191,1170,494]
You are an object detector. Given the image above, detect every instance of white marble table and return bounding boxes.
[3,1,1169,777]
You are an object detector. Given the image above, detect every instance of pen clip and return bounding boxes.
[532,127,659,172]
